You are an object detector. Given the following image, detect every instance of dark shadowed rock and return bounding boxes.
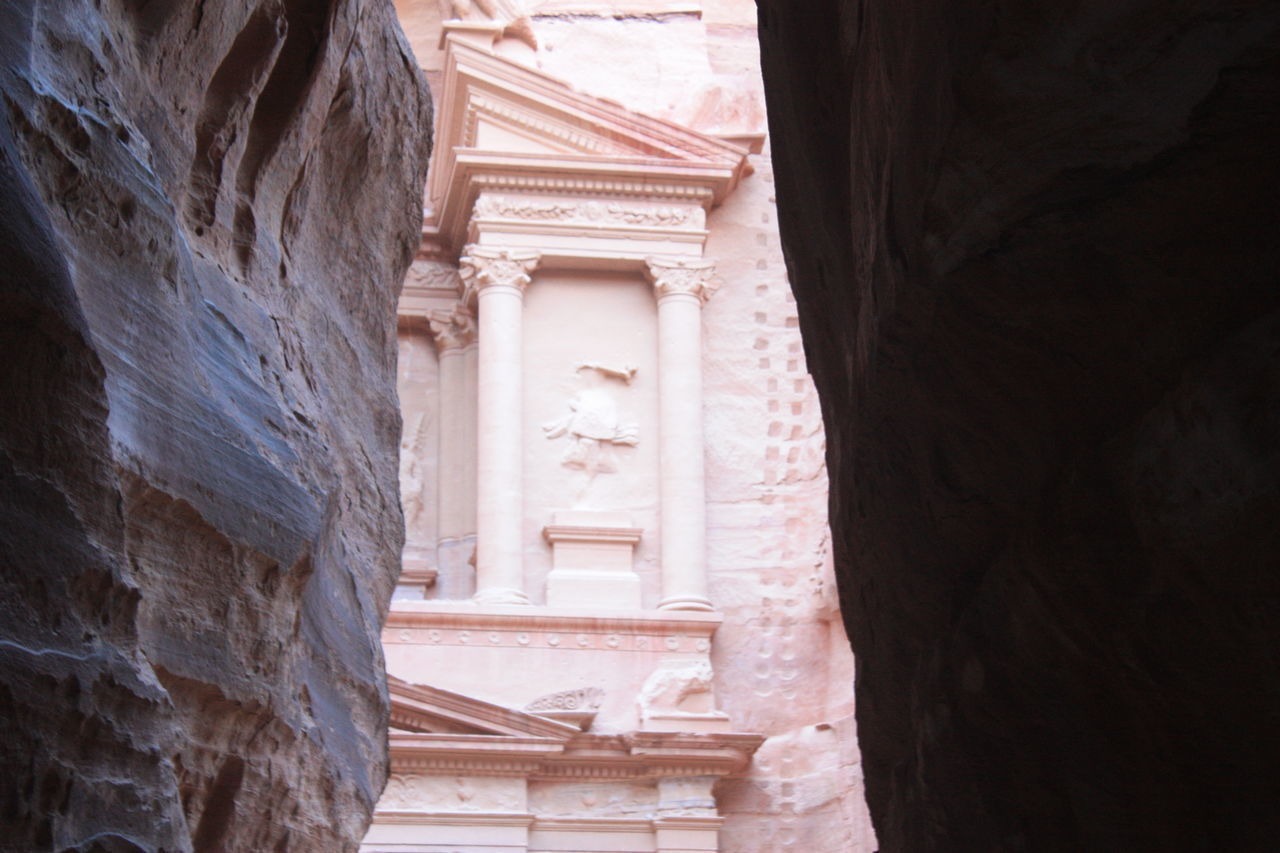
[0,1,430,849]
[758,1,1280,850]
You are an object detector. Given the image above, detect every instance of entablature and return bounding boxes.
[385,601,722,638]
[426,29,750,261]
[386,728,764,781]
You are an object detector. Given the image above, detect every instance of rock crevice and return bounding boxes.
[758,1,1280,850]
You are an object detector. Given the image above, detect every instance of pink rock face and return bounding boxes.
[387,2,875,850]
[701,140,876,853]
[0,2,430,849]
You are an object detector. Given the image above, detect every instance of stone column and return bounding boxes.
[462,335,479,537]
[461,247,540,605]
[427,304,477,598]
[646,257,717,611]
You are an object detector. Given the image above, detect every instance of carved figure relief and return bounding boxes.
[542,363,639,475]
[446,0,536,49]
[399,409,433,531]
[637,659,715,715]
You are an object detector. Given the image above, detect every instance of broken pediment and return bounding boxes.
[388,675,582,738]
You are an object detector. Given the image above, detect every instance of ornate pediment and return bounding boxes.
[428,28,751,254]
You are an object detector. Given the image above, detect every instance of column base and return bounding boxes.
[472,587,532,606]
[657,595,714,612]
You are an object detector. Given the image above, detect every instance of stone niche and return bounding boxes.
[524,269,660,607]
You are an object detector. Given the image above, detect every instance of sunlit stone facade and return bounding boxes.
[365,3,876,851]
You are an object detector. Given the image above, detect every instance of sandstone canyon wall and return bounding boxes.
[758,1,1280,851]
[0,2,430,849]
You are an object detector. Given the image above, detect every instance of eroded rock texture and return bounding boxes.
[758,1,1280,850]
[0,2,430,849]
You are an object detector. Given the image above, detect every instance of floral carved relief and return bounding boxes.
[525,686,605,713]
[644,256,718,304]
[427,304,476,352]
[473,194,706,229]
[459,246,540,301]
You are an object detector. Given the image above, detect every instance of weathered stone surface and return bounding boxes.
[0,1,430,849]
[387,3,876,849]
[758,1,1280,850]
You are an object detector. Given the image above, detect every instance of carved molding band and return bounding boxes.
[474,194,706,229]
[645,257,718,305]
[472,173,716,204]
[459,246,541,301]
[428,304,477,352]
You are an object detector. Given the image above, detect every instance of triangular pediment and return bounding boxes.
[387,675,580,740]
[436,33,749,166]
[427,29,751,250]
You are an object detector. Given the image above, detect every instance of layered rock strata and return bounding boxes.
[0,1,430,849]
[759,1,1280,850]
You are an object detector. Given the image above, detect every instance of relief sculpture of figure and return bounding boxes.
[543,363,639,476]
[445,0,536,48]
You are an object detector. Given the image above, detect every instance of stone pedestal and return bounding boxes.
[543,510,643,610]
[655,816,723,853]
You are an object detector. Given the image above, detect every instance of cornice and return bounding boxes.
[384,601,722,635]
[531,817,659,832]
[375,811,535,826]
[436,156,728,253]
[543,524,644,545]
[386,728,765,781]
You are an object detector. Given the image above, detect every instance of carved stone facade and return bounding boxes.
[368,3,874,851]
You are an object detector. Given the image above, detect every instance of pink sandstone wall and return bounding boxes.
[392,2,875,849]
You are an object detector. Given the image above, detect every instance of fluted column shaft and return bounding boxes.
[647,257,717,611]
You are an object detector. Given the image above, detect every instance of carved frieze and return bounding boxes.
[638,659,714,714]
[379,773,525,813]
[644,257,718,305]
[473,194,706,229]
[459,246,541,301]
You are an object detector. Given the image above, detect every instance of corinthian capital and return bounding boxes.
[459,246,541,303]
[644,256,718,305]
[427,304,476,352]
